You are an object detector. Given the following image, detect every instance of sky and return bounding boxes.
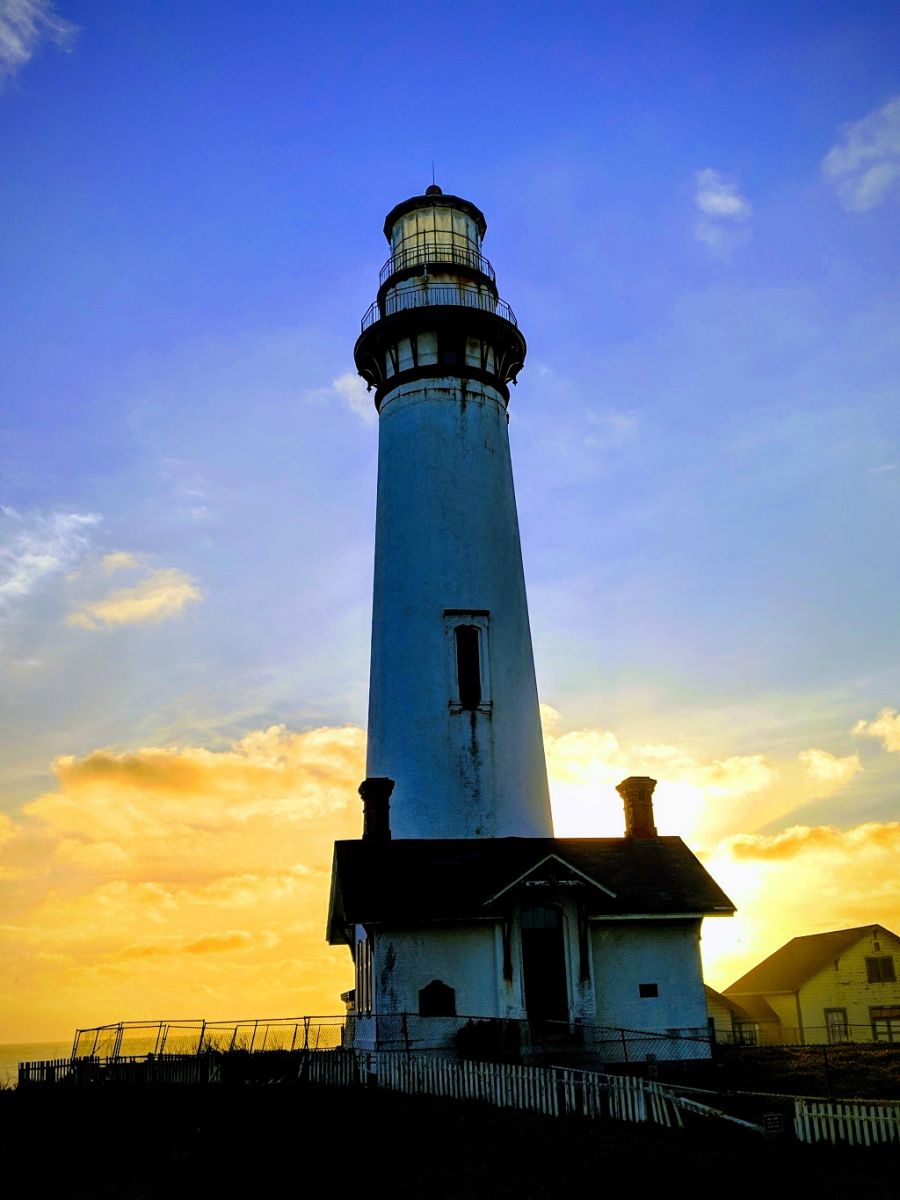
[1,0,899,1042]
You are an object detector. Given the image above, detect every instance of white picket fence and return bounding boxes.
[794,1097,900,1147]
[307,1050,690,1129]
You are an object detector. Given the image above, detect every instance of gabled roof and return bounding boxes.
[725,925,899,996]
[705,985,748,1019]
[327,836,735,945]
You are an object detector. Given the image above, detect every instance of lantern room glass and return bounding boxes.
[389,205,482,275]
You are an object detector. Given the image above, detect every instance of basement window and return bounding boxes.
[866,957,896,984]
[638,983,659,998]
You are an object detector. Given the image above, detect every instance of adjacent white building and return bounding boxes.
[327,186,733,1059]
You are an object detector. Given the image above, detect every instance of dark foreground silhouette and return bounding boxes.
[3,1082,896,1198]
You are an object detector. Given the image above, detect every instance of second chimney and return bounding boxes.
[616,776,658,838]
[359,777,394,842]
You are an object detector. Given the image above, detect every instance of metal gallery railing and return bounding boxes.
[379,239,495,286]
[361,284,517,333]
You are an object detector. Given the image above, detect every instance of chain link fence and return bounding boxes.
[70,1013,710,1067]
[72,1016,346,1060]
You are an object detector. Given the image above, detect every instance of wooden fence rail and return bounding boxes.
[22,1049,900,1149]
[794,1097,900,1147]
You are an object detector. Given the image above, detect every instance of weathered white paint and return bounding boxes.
[591,921,709,1036]
[364,191,552,839]
[371,923,501,1016]
[366,373,552,838]
[356,904,709,1052]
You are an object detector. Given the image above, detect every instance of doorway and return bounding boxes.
[521,905,569,1026]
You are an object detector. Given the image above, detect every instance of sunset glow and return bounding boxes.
[2,3,899,1042]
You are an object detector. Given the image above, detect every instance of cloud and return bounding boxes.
[119,930,266,959]
[798,748,861,786]
[332,371,376,424]
[2,707,897,1038]
[0,506,99,611]
[101,551,138,574]
[544,720,780,843]
[723,820,900,861]
[0,0,77,86]
[702,819,900,989]
[306,372,376,425]
[693,168,752,251]
[823,96,900,212]
[66,567,203,629]
[0,723,366,1039]
[854,707,900,752]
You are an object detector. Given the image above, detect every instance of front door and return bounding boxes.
[521,905,569,1026]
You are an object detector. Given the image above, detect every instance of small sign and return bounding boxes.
[763,1112,784,1134]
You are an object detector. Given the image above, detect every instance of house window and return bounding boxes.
[871,1007,900,1043]
[355,937,372,1015]
[825,1008,849,1044]
[638,983,658,998]
[734,1022,759,1046]
[418,979,457,1017]
[865,956,896,983]
[445,611,491,714]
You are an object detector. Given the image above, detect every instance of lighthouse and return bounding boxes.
[353,185,552,840]
[328,187,733,1048]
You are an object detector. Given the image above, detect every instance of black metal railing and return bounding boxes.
[361,285,517,333]
[379,238,495,287]
[61,1012,707,1067]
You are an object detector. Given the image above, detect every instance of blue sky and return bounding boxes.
[2,1,899,1036]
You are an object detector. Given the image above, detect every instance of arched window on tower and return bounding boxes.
[445,610,491,715]
[455,625,481,710]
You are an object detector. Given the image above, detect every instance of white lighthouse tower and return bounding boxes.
[328,186,733,1049]
[354,185,553,839]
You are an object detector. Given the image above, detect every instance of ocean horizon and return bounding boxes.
[1,1041,73,1087]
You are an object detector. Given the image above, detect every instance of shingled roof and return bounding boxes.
[327,836,735,945]
[725,924,899,996]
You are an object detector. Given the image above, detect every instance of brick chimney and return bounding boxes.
[359,777,394,842]
[616,776,658,838]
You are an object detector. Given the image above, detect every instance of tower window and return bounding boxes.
[455,625,481,710]
[444,610,490,714]
[639,983,659,998]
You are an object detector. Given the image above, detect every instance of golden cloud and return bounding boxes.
[66,567,202,629]
[101,551,139,574]
[0,725,366,1040]
[724,821,900,861]
[701,820,900,989]
[798,748,862,785]
[854,707,900,753]
[3,708,897,1041]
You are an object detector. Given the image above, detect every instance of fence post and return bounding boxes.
[620,1029,629,1063]
[402,1013,410,1057]
[249,1019,258,1053]
[197,1021,206,1055]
